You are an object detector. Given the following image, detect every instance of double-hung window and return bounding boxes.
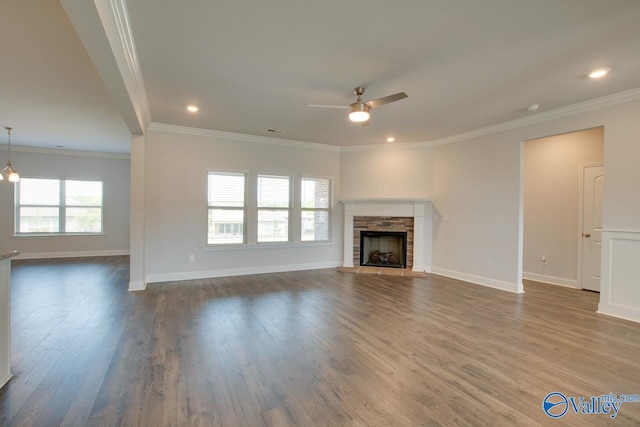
[257,174,290,243]
[301,177,331,241]
[16,178,103,234]
[207,172,246,245]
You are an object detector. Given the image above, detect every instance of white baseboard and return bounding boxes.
[128,280,147,292]
[146,261,342,284]
[14,249,130,260]
[597,305,640,324]
[0,374,12,390]
[431,267,524,294]
[522,272,578,289]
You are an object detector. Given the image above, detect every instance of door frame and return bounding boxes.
[577,162,603,290]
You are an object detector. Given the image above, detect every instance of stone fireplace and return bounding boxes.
[341,199,432,273]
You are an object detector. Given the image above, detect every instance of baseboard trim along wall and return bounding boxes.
[14,249,130,260]
[522,272,578,289]
[146,261,342,284]
[598,230,640,323]
[431,267,524,294]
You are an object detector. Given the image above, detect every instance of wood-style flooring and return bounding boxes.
[1,256,639,426]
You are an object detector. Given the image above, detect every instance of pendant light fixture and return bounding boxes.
[1,127,19,182]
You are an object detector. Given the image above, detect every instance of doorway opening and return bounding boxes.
[521,127,604,292]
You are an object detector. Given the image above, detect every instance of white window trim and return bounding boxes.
[205,171,335,248]
[257,173,292,244]
[11,233,107,238]
[14,178,104,236]
[300,176,332,242]
[206,171,248,246]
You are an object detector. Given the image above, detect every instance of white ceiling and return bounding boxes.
[2,0,640,153]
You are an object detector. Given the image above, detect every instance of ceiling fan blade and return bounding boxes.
[308,104,349,109]
[366,92,408,109]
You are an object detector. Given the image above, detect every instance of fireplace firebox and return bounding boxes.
[359,231,407,269]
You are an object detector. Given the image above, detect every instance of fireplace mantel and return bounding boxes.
[340,199,432,273]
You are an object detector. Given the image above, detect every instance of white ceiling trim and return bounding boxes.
[98,0,151,131]
[429,87,640,147]
[148,123,341,152]
[0,145,130,159]
[340,140,433,152]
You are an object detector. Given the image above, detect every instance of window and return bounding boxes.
[301,177,331,241]
[206,173,331,246]
[208,172,246,244]
[16,178,103,234]
[257,174,290,242]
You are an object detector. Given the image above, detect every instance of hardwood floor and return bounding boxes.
[1,257,639,426]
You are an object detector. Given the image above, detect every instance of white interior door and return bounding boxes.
[581,165,603,291]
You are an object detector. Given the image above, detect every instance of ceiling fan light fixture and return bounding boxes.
[348,102,370,122]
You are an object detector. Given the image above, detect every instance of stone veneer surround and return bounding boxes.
[354,217,414,268]
[341,199,432,273]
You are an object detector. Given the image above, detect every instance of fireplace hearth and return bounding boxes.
[360,231,407,269]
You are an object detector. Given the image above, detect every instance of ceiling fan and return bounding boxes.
[309,87,408,126]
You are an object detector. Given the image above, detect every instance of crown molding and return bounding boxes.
[340,140,434,152]
[430,87,640,147]
[98,0,152,131]
[148,122,341,152]
[0,144,130,159]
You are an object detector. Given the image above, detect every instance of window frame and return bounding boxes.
[257,173,292,244]
[14,177,104,236]
[206,171,248,246]
[300,176,332,242]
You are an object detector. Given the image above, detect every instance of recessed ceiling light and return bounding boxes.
[588,68,611,79]
[527,104,540,112]
[386,137,395,143]
[186,105,199,112]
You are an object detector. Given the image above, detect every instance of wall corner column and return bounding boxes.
[129,135,146,291]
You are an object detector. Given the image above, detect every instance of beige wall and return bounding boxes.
[0,149,130,257]
[340,145,433,199]
[431,98,640,321]
[432,133,522,291]
[523,127,604,286]
[142,128,342,282]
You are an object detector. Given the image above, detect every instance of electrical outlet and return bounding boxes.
[541,255,547,263]
[189,254,195,262]
[485,258,492,268]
